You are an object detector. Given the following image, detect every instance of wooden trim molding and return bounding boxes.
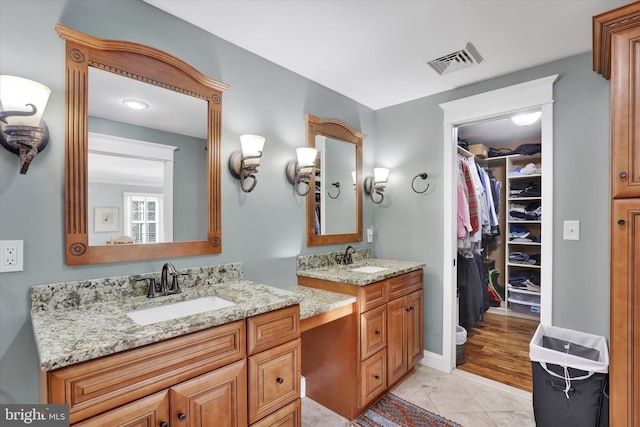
[593,1,640,79]
[56,24,227,264]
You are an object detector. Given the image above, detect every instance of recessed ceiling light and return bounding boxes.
[511,111,541,126]
[122,99,149,110]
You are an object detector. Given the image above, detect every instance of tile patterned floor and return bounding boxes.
[302,365,536,427]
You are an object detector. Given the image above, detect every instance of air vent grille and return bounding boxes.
[426,42,483,75]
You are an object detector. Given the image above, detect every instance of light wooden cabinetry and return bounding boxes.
[594,3,640,426]
[299,269,424,420]
[42,307,301,427]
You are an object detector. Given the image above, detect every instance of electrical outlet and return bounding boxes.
[0,240,23,272]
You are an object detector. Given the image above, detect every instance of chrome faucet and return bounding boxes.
[338,245,357,265]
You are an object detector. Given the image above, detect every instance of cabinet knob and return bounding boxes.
[375,330,381,335]
[618,219,626,225]
[406,306,414,312]
[374,375,381,380]
[160,422,168,427]
[619,171,628,178]
[276,377,284,384]
[178,413,187,422]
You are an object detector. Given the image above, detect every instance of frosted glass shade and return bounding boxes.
[374,167,390,183]
[0,75,51,126]
[296,147,317,167]
[240,134,265,165]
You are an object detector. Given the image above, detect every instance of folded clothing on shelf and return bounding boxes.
[509,270,541,291]
[509,181,541,198]
[509,251,541,265]
[509,200,541,221]
[509,224,540,242]
[509,162,541,177]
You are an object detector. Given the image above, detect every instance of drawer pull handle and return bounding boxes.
[160,422,168,427]
[178,413,187,422]
[375,330,381,335]
[618,219,626,225]
[277,377,284,384]
[620,171,627,178]
[374,375,381,380]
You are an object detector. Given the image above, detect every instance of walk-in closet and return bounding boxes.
[454,112,547,391]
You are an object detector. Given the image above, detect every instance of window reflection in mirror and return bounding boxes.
[87,67,207,247]
[315,135,357,235]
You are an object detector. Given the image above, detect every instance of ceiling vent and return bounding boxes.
[426,42,483,75]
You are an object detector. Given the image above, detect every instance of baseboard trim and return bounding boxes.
[418,350,451,373]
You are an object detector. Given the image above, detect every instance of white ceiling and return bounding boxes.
[143,0,630,111]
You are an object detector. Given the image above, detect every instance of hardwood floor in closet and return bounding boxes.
[457,312,538,392]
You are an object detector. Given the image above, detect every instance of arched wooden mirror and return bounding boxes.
[305,114,364,246]
[57,24,228,265]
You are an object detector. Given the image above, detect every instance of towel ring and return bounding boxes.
[411,172,429,194]
[328,182,341,199]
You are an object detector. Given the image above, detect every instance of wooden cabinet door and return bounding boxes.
[407,290,424,368]
[73,390,170,427]
[360,305,386,360]
[359,349,386,407]
[611,25,640,199]
[610,199,640,427]
[169,359,247,427]
[386,296,408,385]
[248,339,301,425]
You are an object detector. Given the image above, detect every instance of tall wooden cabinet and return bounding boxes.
[593,2,640,426]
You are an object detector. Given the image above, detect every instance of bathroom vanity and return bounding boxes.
[296,254,425,420]
[31,256,423,425]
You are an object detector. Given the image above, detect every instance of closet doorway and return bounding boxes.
[439,75,557,387]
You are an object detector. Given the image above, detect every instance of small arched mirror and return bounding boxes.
[57,24,228,265]
[305,115,364,246]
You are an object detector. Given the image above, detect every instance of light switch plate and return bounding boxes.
[563,220,580,241]
[0,240,24,272]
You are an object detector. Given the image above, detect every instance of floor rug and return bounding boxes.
[351,393,463,427]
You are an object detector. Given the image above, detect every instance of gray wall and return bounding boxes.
[0,0,375,404]
[0,0,611,405]
[373,52,611,354]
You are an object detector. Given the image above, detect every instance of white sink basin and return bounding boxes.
[350,266,389,274]
[126,296,235,326]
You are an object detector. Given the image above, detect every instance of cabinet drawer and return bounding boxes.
[387,270,423,300]
[360,305,386,361]
[250,399,301,427]
[359,348,386,407]
[73,390,169,427]
[359,281,387,312]
[48,320,245,424]
[248,338,301,424]
[248,305,300,355]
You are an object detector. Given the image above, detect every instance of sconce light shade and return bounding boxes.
[229,134,266,192]
[364,167,390,204]
[286,147,317,196]
[511,111,541,126]
[0,75,51,174]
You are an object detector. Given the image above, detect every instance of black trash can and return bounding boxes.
[529,324,609,427]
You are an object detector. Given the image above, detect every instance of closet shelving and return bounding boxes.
[504,153,542,320]
[457,145,543,320]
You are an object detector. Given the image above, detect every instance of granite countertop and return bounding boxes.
[293,286,356,319]
[297,258,425,286]
[31,279,303,372]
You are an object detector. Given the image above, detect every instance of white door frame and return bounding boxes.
[436,75,557,373]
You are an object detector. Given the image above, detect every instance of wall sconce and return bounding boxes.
[229,134,265,192]
[0,75,51,174]
[286,147,317,196]
[364,167,390,204]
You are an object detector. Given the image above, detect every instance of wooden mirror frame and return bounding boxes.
[56,24,228,265]
[305,114,365,246]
